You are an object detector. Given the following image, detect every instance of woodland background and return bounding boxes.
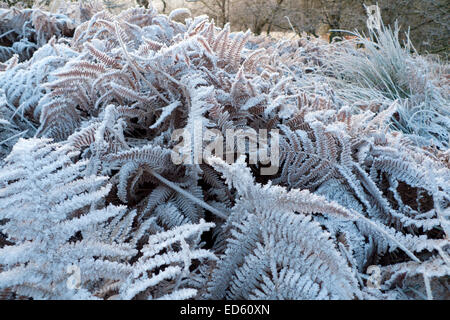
[2,0,449,57]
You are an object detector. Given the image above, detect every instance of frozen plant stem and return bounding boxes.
[149,169,228,219]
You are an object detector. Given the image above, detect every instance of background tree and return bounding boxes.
[187,0,232,27]
[186,0,448,55]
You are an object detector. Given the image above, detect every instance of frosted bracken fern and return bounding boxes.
[0,4,448,300]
